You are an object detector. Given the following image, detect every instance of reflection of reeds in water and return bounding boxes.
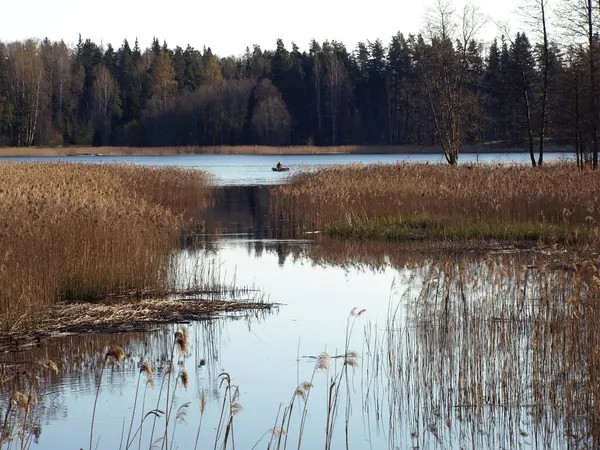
[0,163,212,331]
[364,254,600,449]
[0,307,273,448]
[0,360,57,449]
[9,245,600,448]
[1,307,364,449]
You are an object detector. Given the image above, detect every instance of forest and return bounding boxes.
[0,0,598,165]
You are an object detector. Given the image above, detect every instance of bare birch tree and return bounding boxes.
[93,64,118,143]
[5,40,46,146]
[41,40,71,138]
[310,43,323,138]
[149,50,176,114]
[422,0,486,165]
[324,52,344,146]
[518,0,552,166]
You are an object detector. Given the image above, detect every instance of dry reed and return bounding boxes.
[0,162,211,331]
[271,162,600,243]
[363,251,600,448]
[0,143,571,156]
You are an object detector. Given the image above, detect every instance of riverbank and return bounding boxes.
[0,143,573,157]
[270,162,599,244]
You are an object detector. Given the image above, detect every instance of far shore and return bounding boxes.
[0,143,574,157]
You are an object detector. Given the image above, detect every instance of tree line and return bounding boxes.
[0,0,598,165]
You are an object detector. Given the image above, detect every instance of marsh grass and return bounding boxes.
[270,163,600,244]
[363,252,600,448]
[0,143,571,157]
[327,216,585,242]
[0,163,212,332]
[84,331,246,450]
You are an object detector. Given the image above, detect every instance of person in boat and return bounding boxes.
[276,162,283,170]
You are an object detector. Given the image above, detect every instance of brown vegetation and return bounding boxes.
[270,162,600,243]
[0,163,212,332]
[1,297,271,352]
[365,252,600,448]
[0,143,571,157]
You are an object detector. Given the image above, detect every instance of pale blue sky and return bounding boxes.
[3,0,525,55]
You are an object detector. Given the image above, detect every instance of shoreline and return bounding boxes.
[0,144,574,157]
[0,297,273,353]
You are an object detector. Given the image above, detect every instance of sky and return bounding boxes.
[3,0,524,56]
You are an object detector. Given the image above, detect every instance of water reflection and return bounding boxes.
[361,252,600,449]
[201,185,305,239]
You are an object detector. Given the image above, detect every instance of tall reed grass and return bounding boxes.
[0,143,571,157]
[363,252,600,448]
[0,163,212,331]
[271,163,600,243]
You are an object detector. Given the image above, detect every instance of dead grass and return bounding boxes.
[0,143,572,156]
[364,252,600,448]
[0,163,212,331]
[270,162,600,244]
[0,297,272,350]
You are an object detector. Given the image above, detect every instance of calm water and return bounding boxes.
[2,161,595,450]
[0,152,572,185]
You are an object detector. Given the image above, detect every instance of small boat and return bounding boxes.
[272,167,290,172]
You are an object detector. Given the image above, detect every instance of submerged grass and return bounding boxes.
[0,163,212,332]
[271,162,600,244]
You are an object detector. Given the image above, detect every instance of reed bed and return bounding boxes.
[0,162,212,332]
[271,162,600,243]
[363,252,600,448]
[0,144,558,157]
[0,145,375,156]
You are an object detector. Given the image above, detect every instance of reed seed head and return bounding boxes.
[344,351,359,368]
[180,370,189,390]
[316,352,331,371]
[175,330,189,354]
[231,401,244,415]
[105,345,125,363]
[301,381,314,392]
[200,389,206,414]
[295,386,307,401]
[140,361,154,377]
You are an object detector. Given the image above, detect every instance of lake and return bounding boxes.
[1,154,595,450]
[0,152,572,185]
